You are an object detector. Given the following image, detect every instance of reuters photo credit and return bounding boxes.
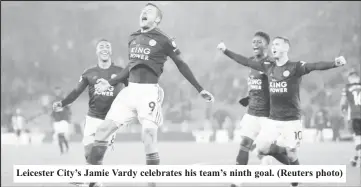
[1,1,360,187]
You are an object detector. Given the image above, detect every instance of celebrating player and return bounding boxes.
[340,70,361,167]
[226,32,276,168]
[88,3,214,187]
[53,39,126,178]
[218,36,346,187]
[51,86,71,155]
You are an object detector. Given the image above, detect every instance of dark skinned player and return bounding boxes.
[341,71,361,167]
[218,37,346,187]
[53,39,126,187]
[225,32,290,187]
[88,3,214,187]
[225,31,277,187]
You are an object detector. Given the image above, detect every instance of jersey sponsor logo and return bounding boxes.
[130,45,151,61]
[283,70,290,77]
[94,80,115,96]
[111,74,117,79]
[352,91,361,105]
[270,80,288,93]
[247,77,262,90]
[149,39,157,46]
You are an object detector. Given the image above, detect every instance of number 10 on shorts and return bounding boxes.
[294,131,302,140]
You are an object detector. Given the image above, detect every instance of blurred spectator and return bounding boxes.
[11,108,27,144]
[330,112,344,142]
[312,108,330,142]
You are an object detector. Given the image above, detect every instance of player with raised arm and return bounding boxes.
[340,70,361,167]
[225,31,280,187]
[51,86,71,155]
[218,36,346,187]
[88,3,214,187]
[53,39,126,186]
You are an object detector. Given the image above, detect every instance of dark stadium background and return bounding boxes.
[1,1,360,186]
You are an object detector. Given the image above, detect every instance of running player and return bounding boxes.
[218,36,346,187]
[226,32,276,165]
[341,70,361,167]
[225,32,289,187]
[88,3,214,187]
[53,39,126,167]
[51,86,71,155]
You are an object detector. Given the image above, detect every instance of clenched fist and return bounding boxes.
[335,56,346,67]
[217,42,227,52]
[200,90,215,103]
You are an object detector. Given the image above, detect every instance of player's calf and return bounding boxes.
[142,124,160,165]
[58,133,66,154]
[236,136,254,165]
[351,135,361,167]
[87,119,119,165]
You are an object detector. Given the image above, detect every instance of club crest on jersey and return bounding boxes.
[283,70,290,77]
[171,40,177,48]
[111,74,117,79]
[149,39,157,46]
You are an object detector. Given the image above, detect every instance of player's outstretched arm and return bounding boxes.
[60,75,88,107]
[171,55,214,102]
[217,42,265,71]
[296,56,346,76]
[171,55,203,92]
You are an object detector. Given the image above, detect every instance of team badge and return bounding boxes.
[283,70,290,77]
[149,39,157,46]
[171,40,177,48]
[111,74,117,79]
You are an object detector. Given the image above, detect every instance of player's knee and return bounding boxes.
[285,147,298,162]
[82,135,95,147]
[239,136,254,152]
[356,144,361,151]
[94,119,119,142]
[141,125,158,154]
[256,141,273,155]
